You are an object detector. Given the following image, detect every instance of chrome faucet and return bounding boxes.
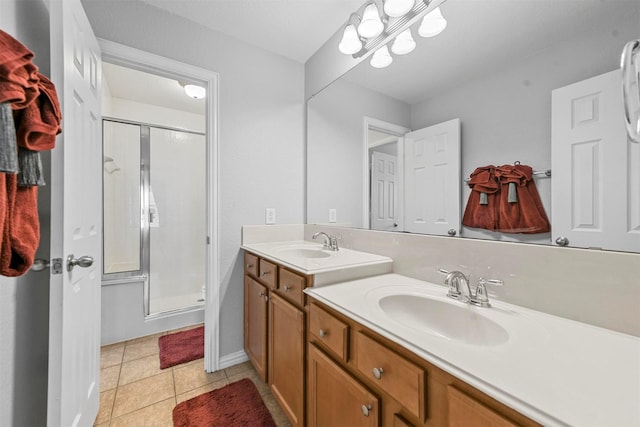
[438,269,503,307]
[312,231,339,251]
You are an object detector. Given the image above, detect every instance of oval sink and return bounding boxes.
[274,245,331,259]
[378,294,509,346]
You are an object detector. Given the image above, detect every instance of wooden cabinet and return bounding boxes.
[308,343,379,427]
[243,251,309,427]
[307,298,541,427]
[269,292,305,427]
[244,276,268,382]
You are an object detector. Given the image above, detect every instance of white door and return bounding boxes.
[552,69,640,252]
[404,119,461,236]
[370,151,399,231]
[48,0,102,426]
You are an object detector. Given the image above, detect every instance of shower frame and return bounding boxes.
[102,117,206,317]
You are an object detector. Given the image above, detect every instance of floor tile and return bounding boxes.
[223,360,253,378]
[100,364,120,392]
[112,371,174,418]
[119,353,162,386]
[175,378,229,404]
[95,389,115,425]
[122,337,160,363]
[100,345,124,369]
[125,332,165,346]
[109,397,175,427]
[173,359,227,395]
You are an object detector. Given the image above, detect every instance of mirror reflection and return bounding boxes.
[307,0,640,252]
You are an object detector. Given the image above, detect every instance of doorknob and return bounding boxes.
[67,254,94,272]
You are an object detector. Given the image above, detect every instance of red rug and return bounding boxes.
[173,378,276,427]
[158,326,204,369]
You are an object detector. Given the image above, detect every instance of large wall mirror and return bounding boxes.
[307,0,640,253]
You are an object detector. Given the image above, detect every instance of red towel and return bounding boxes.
[0,173,39,276]
[495,164,550,234]
[14,73,62,151]
[462,165,500,230]
[0,30,40,108]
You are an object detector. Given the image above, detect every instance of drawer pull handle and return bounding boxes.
[283,285,291,291]
[361,404,372,417]
[372,367,384,380]
[319,329,327,338]
[246,263,254,269]
[258,291,268,301]
[262,271,270,276]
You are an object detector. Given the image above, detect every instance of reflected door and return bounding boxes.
[370,151,399,231]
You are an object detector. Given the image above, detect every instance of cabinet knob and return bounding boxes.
[372,367,384,380]
[283,285,291,291]
[361,404,372,417]
[246,263,254,269]
[319,329,327,338]
[262,271,270,276]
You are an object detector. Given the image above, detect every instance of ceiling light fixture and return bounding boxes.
[183,84,206,99]
[391,28,416,55]
[418,6,447,37]
[337,0,449,69]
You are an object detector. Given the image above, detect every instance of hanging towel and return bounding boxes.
[462,165,500,231]
[0,173,39,276]
[495,164,550,234]
[17,147,45,187]
[0,30,40,109]
[13,73,61,152]
[0,103,18,172]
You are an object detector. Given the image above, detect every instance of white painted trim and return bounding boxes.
[362,117,410,229]
[98,38,221,373]
[218,351,250,370]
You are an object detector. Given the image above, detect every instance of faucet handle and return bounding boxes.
[471,278,504,308]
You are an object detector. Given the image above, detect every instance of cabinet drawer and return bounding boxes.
[309,303,349,361]
[244,252,259,278]
[447,385,518,427]
[355,331,425,420]
[259,259,277,289]
[278,268,306,306]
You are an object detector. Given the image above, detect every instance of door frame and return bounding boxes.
[362,117,410,230]
[99,39,221,372]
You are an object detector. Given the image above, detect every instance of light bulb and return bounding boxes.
[391,28,416,55]
[358,3,384,39]
[370,45,393,68]
[184,84,206,99]
[384,0,415,18]
[338,24,363,55]
[418,7,447,38]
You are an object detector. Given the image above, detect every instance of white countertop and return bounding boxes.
[241,240,392,275]
[305,273,640,427]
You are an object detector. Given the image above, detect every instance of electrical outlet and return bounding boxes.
[265,208,276,224]
[329,209,337,223]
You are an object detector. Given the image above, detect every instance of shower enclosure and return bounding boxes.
[102,118,206,316]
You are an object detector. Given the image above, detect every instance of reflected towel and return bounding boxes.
[0,103,17,173]
[462,165,499,230]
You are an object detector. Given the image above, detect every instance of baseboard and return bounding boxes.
[218,350,249,370]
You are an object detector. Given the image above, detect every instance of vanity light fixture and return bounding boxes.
[391,28,416,55]
[337,0,449,69]
[384,0,416,18]
[339,22,363,54]
[370,45,393,68]
[418,6,447,37]
[358,3,385,39]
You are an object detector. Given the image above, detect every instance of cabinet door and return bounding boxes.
[244,276,268,382]
[269,293,305,427]
[447,386,518,427]
[308,344,380,427]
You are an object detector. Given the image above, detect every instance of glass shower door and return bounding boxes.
[147,127,206,314]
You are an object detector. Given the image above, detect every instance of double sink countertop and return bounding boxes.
[242,240,640,426]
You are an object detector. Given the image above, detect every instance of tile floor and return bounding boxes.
[96,325,291,426]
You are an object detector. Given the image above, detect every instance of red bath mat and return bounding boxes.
[173,378,276,427]
[158,326,204,369]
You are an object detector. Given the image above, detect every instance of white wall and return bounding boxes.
[82,0,305,357]
[0,1,51,425]
[307,78,411,227]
